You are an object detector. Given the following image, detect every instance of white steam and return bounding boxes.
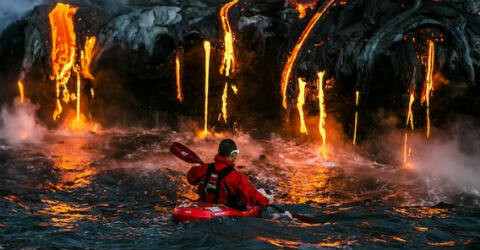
[0,99,46,146]
[411,132,480,200]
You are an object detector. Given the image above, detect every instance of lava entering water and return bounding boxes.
[49,3,78,121]
[317,71,327,158]
[404,89,415,168]
[297,78,308,134]
[423,40,435,138]
[280,0,336,109]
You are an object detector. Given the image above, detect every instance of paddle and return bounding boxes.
[169,142,319,224]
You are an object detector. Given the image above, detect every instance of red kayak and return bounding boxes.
[172,202,261,223]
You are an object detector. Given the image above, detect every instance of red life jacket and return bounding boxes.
[198,163,235,205]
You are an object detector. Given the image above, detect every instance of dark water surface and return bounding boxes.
[1,129,479,249]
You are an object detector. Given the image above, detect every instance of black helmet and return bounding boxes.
[218,139,238,157]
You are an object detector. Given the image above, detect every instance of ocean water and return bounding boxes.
[0,128,479,249]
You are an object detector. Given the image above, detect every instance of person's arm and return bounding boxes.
[233,173,269,207]
[187,165,204,185]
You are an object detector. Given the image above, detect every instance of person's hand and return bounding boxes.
[257,188,274,204]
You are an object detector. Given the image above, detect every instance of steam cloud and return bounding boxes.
[0,99,46,146]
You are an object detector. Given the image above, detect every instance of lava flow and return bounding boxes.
[403,89,415,168]
[80,36,97,80]
[201,41,211,137]
[352,91,359,145]
[17,80,24,103]
[281,0,336,109]
[175,55,183,102]
[221,83,228,123]
[317,71,327,158]
[49,3,78,121]
[423,40,435,138]
[219,0,238,77]
[297,78,308,134]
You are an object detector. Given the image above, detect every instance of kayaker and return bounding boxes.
[187,139,270,210]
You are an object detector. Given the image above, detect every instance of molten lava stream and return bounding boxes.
[80,36,97,80]
[297,78,308,135]
[317,71,327,159]
[175,55,183,102]
[353,91,359,145]
[404,91,415,168]
[17,80,25,103]
[202,41,211,136]
[222,83,228,123]
[423,40,435,138]
[281,0,336,109]
[219,0,238,77]
[49,3,78,120]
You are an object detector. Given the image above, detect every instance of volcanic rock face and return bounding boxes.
[1,0,480,138]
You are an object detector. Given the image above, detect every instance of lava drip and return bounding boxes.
[48,3,78,121]
[317,71,327,159]
[175,55,183,102]
[297,78,308,134]
[404,88,415,168]
[280,0,336,109]
[17,80,24,103]
[221,83,228,123]
[422,40,435,138]
[201,41,211,137]
[80,36,97,80]
[353,91,359,145]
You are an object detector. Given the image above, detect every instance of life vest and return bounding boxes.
[199,163,234,204]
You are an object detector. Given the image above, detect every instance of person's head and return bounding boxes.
[218,139,239,162]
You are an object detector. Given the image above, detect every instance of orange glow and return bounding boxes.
[17,80,25,103]
[175,55,183,102]
[297,78,308,135]
[221,83,228,123]
[219,0,238,77]
[404,91,415,168]
[49,3,78,120]
[423,40,435,138]
[317,71,327,158]
[80,36,96,80]
[280,0,336,109]
[353,91,359,145]
[231,84,238,95]
[203,41,211,135]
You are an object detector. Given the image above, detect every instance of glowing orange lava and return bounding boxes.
[80,36,96,80]
[297,78,308,134]
[281,0,336,109]
[221,83,228,123]
[423,40,435,138]
[231,84,238,95]
[175,55,183,102]
[76,70,81,122]
[17,80,25,103]
[317,71,327,158]
[49,3,78,120]
[353,91,359,145]
[219,0,238,77]
[406,91,415,130]
[202,41,211,136]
